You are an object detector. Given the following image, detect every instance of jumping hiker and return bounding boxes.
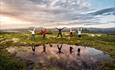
[29,27,36,41]
[78,27,82,38]
[40,29,48,39]
[70,28,74,37]
[56,27,65,38]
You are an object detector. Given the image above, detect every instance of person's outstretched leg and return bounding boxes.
[43,34,46,39]
[32,34,35,41]
[60,33,63,38]
[57,33,59,37]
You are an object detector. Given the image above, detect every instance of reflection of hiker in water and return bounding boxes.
[56,27,64,38]
[42,44,46,53]
[57,44,64,54]
[49,43,53,47]
[77,48,81,56]
[32,45,36,55]
[70,46,73,54]
[77,27,82,38]
[40,29,48,39]
[29,27,36,40]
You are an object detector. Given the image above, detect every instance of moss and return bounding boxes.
[0,49,27,70]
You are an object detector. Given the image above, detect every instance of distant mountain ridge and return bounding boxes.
[0,27,115,33]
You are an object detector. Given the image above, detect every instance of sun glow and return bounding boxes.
[0,15,32,29]
[0,15,30,24]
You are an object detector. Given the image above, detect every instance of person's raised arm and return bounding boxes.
[80,27,82,31]
[57,45,59,48]
[62,27,65,30]
[33,27,36,31]
[78,28,80,31]
[60,44,63,48]
[56,27,59,30]
[70,28,72,32]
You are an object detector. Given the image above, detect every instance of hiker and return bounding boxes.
[56,27,64,38]
[32,45,36,55]
[77,48,81,56]
[77,27,82,38]
[69,28,74,37]
[70,46,73,54]
[57,44,63,54]
[40,29,48,39]
[29,27,36,41]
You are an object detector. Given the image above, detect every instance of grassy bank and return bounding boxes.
[0,32,115,70]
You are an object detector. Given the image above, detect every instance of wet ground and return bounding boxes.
[6,44,112,70]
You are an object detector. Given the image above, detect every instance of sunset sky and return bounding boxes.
[0,0,115,29]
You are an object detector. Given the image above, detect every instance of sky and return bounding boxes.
[89,0,115,10]
[0,0,115,29]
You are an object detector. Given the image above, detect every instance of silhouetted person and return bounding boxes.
[42,44,46,53]
[29,27,36,41]
[56,27,64,38]
[70,28,73,37]
[77,48,81,56]
[32,46,36,55]
[57,44,63,54]
[70,46,73,54]
[40,29,48,39]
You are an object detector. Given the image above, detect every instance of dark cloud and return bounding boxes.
[88,7,115,15]
[0,0,91,21]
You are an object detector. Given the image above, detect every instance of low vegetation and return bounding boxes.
[0,32,115,70]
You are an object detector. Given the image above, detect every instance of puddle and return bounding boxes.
[6,44,112,70]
